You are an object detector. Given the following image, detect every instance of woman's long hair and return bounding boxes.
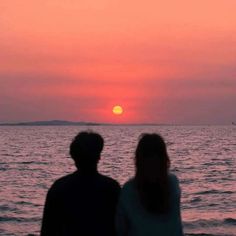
[135,133,170,214]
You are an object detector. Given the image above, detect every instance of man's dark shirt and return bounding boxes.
[41,170,121,236]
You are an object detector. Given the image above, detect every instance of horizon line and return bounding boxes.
[0,119,234,126]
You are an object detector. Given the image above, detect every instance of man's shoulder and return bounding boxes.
[48,172,77,193]
[47,172,120,197]
[97,173,121,189]
[55,171,77,183]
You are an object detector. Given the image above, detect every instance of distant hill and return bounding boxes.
[0,120,100,126]
[0,120,165,126]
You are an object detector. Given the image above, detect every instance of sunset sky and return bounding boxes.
[1,0,236,124]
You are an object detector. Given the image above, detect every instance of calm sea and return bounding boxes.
[0,125,236,236]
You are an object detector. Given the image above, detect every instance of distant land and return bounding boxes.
[0,120,161,126]
[0,120,100,126]
[1,120,233,126]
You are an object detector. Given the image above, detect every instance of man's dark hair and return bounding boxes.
[70,131,104,169]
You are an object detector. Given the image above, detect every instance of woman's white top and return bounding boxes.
[116,173,183,236]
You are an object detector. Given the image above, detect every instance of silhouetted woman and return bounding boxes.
[116,133,183,236]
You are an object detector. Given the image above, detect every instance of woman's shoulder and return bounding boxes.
[122,174,180,187]
[168,172,181,195]
[122,178,135,190]
[168,172,180,183]
[119,178,137,198]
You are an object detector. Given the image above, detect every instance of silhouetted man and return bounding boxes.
[41,131,121,236]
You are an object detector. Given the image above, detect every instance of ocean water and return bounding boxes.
[0,125,236,236]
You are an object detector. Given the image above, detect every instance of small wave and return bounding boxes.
[0,216,40,222]
[0,216,20,222]
[224,218,236,225]
[186,234,218,236]
[190,197,202,203]
[1,153,13,157]
[16,201,40,207]
[20,161,35,164]
[0,167,8,171]
[196,190,234,195]
[185,234,232,236]
[19,161,48,165]
[208,203,218,207]
[184,218,236,228]
[167,141,174,146]
[0,205,18,212]
[187,234,234,236]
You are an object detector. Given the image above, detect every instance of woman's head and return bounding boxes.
[134,133,170,214]
[135,133,170,179]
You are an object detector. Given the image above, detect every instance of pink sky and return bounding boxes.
[0,0,236,124]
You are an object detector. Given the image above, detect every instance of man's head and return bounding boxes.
[70,131,104,170]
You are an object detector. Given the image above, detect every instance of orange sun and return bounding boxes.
[112,105,123,115]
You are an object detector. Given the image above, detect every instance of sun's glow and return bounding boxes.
[112,105,123,115]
